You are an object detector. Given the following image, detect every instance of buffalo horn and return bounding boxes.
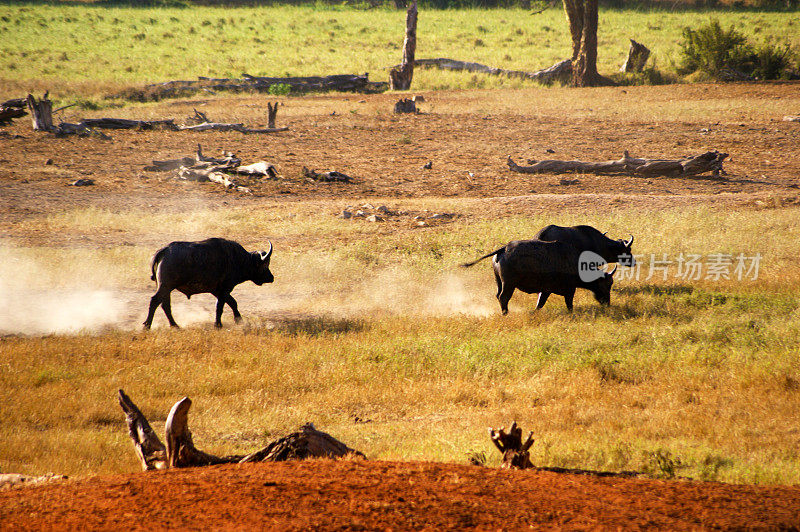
[625,234,634,247]
[609,264,618,276]
[265,240,273,260]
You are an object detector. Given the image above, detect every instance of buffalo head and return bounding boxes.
[590,264,617,305]
[251,241,274,285]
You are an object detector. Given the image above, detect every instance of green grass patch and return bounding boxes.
[1,5,797,98]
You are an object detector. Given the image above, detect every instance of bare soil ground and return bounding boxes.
[3,460,800,530]
[3,82,800,528]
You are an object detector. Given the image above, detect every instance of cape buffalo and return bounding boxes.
[535,224,635,265]
[143,238,274,330]
[533,224,633,309]
[462,239,617,314]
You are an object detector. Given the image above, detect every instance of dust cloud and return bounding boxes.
[0,244,496,335]
[0,246,126,335]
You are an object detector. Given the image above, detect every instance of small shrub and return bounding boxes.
[267,83,291,96]
[678,19,794,80]
[677,19,751,77]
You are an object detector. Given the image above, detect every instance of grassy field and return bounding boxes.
[2,202,800,484]
[1,4,798,99]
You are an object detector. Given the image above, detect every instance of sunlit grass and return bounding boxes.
[1,5,797,99]
[2,202,800,484]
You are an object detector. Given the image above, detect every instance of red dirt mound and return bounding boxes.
[2,460,799,530]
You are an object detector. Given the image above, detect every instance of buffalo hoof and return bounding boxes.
[142,323,151,330]
[214,322,223,329]
[234,316,243,324]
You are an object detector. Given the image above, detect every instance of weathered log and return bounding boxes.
[26,93,53,131]
[620,39,651,72]
[236,161,278,178]
[489,421,534,470]
[303,166,353,183]
[507,150,728,177]
[389,0,418,90]
[118,74,388,102]
[144,157,196,172]
[1,98,26,109]
[118,390,168,471]
[411,58,573,85]
[80,118,177,130]
[0,106,26,124]
[53,122,112,140]
[119,390,364,470]
[784,115,800,122]
[178,122,288,133]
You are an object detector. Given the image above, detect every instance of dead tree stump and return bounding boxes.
[119,390,363,470]
[394,98,417,113]
[26,93,53,131]
[389,0,418,90]
[489,421,534,469]
[620,39,651,72]
[267,102,279,129]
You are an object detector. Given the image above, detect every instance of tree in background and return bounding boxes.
[563,0,612,87]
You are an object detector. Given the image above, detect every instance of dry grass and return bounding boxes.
[2,203,800,484]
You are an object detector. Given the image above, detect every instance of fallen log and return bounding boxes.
[410,58,572,85]
[489,421,534,470]
[80,118,177,130]
[116,74,388,102]
[0,106,26,124]
[177,122,288,133]
[119,390,363,470]
[303,166,353,183]
[784,115,800,122]
[236,161,278,178]
[507,150,728,178]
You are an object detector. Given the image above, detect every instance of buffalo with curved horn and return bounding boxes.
[144,238,274,329]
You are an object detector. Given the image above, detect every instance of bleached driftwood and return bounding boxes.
[389,0,418,90]
[507,150,728,178]
[119,390,363,470]
[489,421,534,470]
[784,116,800,122]
[236,161,278,178]
[410,58,573,85]
[620,39,650,72]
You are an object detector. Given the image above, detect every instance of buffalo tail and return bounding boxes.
[460,247,505,268]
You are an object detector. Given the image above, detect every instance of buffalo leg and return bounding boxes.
[536,292,551,309]
[143,293,162,330]
[214,296,226,328]
[563,289,575,312]
[160,291,180,328]
[494,271,503,299]
[225,294,242,324]
[497,285,515,315]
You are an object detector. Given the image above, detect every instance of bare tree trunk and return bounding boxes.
[562,0,584,61]
[389,0,418,91]
[267,102,279,129]
[572,0,600,87]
